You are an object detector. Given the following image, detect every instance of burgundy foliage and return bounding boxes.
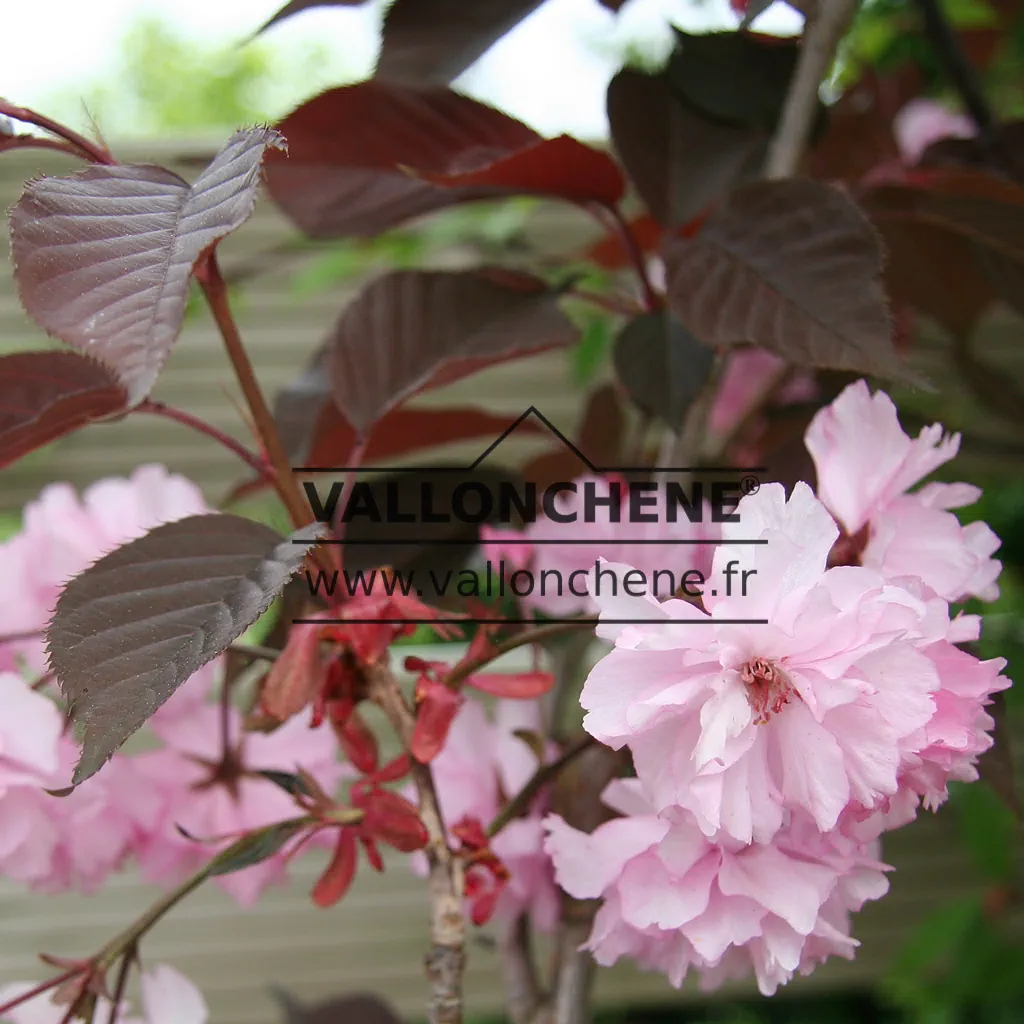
[0,351,128,469]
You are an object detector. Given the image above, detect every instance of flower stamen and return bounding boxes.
[740,657,794,724]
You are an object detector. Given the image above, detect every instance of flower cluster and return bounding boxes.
[542,380,1010,994]
[0,468,345,905]
[0,381,1012,1008]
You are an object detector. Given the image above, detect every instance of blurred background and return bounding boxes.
[1,1,1023,1022]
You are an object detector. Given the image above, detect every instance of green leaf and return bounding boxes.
[950,780,1019,880]
[571,315,613,386]
[208,818,310,877]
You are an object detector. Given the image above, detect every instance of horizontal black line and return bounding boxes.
[294,466,766,474]
[297,538,767,546]
[292,618,766,625]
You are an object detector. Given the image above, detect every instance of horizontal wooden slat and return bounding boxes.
[1,139,1022,1021]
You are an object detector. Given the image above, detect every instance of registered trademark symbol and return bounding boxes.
[741,475,760,496]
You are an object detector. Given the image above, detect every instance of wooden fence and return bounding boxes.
[0,138,1021,1023]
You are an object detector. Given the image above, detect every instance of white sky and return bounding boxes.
[3,0,801,138]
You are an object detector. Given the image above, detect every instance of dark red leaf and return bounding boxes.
[265,81,538,238]
[0,351,128,469]
[664,180,903,378]
[416,134,625,206]
[578,382,627,467]
[607,66,766,226]
[312,828,359,908]
[665,28,807,132]
[11,128,283,404]
[254,0,367,36]
[47,514,323,784]
[467,670,554,698]
[273,344,549,468]
[326,268,578,433]
[376,0,546,84]
[612,312,716,426]
[864,169,1024,326]
[806,67,919,183]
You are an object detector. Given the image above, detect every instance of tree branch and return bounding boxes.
[367,663,466,1024]
[913,0,995,134]
[550,913,595,1024]
[488,735,595,839]
[499,915,544,1024]
[763,0,860,179]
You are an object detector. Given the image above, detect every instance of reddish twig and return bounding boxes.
[444,620,594,692]
[0,99,115,165]
[587,204,660,312]
[0,967,84,1019]
[194,253,311,530]
[134,399,272,481]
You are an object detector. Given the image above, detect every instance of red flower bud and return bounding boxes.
[360,835,384,872]
[410,675,464,763]
[331,703,379,774]
[465,863,507,926]
[360,788,429,853]
[312,828,358,908]
[451,816,489,852]
[467,670,554,699]
[259,622,326,722]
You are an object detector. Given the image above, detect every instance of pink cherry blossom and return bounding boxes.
[893,98,975,163]
[0,963,207,1024]
[901,637,1010,808]
[579,482,951,842]
[133,703,346,907]
[414,697,559,933]
[805,380,1001,601]
[709,348,818,438]
[0,673,154,894]
[0,465,218,720]
[543,778,889,996]
[482,474,718,618]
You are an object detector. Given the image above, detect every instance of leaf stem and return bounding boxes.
[105,947,136,1024]
[444,620,595,691]
[487,734,594,838]
[589,204,660,312]
[0,966,84,1018]
[195,253,310,530]
[134,399,272,481]
[0,100,115,165]
[95,866,211,969]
